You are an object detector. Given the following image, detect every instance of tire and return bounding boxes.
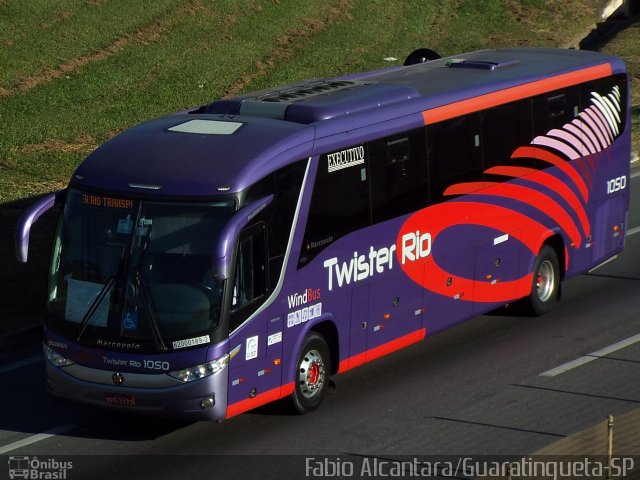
[526,245,560,316]
[403,48,441,66]
[291,332,331,414]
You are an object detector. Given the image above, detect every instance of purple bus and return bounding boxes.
[17,48,630,420]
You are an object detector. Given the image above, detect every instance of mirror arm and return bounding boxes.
[15,189,66,263]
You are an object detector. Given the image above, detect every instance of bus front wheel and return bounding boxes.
[526,245,560,316]
[291,332,331,414]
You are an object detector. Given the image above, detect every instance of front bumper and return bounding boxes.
[45,360,229,421]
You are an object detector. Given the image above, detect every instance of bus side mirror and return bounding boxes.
[15,190,66,263]
[212,194,273,280]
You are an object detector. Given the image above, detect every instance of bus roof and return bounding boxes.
[72,48,625,198]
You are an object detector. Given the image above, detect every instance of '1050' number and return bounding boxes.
[607,175,627,194]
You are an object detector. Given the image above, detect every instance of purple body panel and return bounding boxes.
[72,115,315,197]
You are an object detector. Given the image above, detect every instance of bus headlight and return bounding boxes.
[43,344,75,367]
[168,354,229,383]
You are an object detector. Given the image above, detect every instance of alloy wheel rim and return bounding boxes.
[536,259,555,302]
[298,349,325,399]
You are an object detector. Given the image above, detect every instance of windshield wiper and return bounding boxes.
[76,241,127,343]
[76,275,115,343]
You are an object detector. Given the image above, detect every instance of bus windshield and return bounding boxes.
[47,189,236,351]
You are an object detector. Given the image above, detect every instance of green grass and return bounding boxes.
[0,0,179,89]
[600,21,640,156]
[0,0,628,204]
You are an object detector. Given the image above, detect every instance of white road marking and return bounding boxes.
[0,424,76,454]
[631,169,640,178]
[0,355,42,375]
[540,332,640,377]
[627,225,640,237]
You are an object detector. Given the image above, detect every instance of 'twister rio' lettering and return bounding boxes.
[323,244,396,291]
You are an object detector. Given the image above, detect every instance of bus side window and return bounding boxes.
[298,148,370,267]
[368,129,428,223]
[427,114,482,204]
[532,86,580,136]
[245,160,306,288]
[580,75,627,133]
[230,223,268,329]
[481,100,533,171]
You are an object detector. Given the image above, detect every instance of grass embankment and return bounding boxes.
[0,0,614,204]
[600,21,640,157]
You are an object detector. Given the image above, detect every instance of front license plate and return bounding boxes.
[105,393,136,407]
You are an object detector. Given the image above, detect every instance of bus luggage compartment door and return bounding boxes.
[366,272,422,361]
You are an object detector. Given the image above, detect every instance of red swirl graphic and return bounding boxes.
[405,84,622,303]
[396,202,552,303]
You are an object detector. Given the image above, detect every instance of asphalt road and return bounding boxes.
[1,172,639,480]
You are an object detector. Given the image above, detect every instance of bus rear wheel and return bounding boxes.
[526,245,560,316]
[291,332,331,414]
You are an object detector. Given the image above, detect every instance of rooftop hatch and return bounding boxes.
[168,119,243,135]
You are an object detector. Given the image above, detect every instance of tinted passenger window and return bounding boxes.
[482,100,533,170]
[427,114,482,203]
[229,223,268,331]
[245,160,306,286]
[232,226,267,310]
[532,86,580,136]
[580,74,627,136]
[368,129,427,223]
[299,147,370,267]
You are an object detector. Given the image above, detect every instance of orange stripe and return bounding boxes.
[485,165,535,178]
[338,328,427,374]
[422,63,612,125]
[225,382,295,418]
[443,182,499,196]
[511,146,564,166]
